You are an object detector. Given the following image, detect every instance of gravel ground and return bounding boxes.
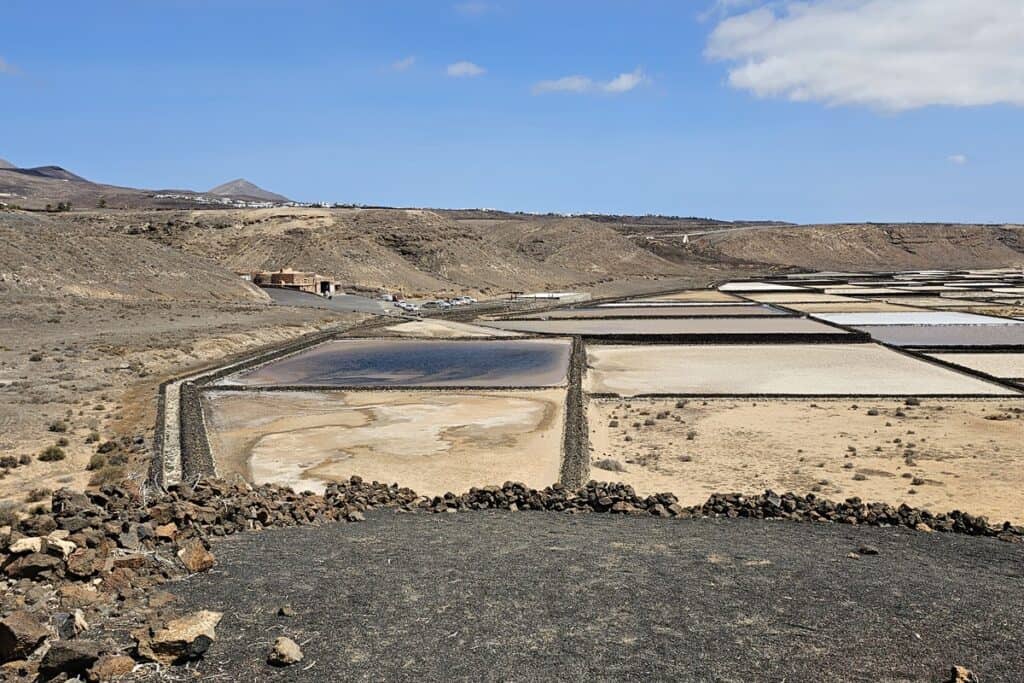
[161,512,1024,682]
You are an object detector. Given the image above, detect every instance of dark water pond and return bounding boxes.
[224,339,571,387]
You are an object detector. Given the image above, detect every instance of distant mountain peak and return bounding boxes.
[0,157,16,169]
[208,178,289,203]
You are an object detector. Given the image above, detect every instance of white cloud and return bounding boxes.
[532,75,594,95]
[603,68,648,93]
[699,0,760,22]
[446,61,486,78]
[532,68,650,95]
[706,0,1024,111]
[391,56,416,72]
[948,154,969,165]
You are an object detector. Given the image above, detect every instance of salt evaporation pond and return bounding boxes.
[858,325,1024,347]
[518,305,786,319]
[222,338,572,387]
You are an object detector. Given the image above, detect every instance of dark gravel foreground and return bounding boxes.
[162,512,1024,682]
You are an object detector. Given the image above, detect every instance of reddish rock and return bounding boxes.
[176,539,215,573]
[0,610,49,663]
[135,610,222,665]
[66,548,102,578]
[87,653,136,682]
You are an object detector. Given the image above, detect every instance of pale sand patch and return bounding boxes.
[927,353,1024,379]
[583,344,1017,396]
[630,290,742,303]
[384,319,523,338]
[588,398,1024,523]
[202,389,564,496]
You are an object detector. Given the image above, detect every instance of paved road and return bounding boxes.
[162,513,1024,682]
[263,287,396,315]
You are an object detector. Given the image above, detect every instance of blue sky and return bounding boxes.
[1,0,1022,223]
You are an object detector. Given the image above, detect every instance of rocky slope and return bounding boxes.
[685,223,1024,272]
[93,207,692,296]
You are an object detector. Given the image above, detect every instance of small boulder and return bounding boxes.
[66,548,102,578]
[177,539,215,573]
[87,653,136,682]
[3,552,63,579]
[135,610,222,665]
[267,636,303,667]
[39,639,102,679]
[0,610,48,663]
[54,609,89,639]
[950,665,980,683]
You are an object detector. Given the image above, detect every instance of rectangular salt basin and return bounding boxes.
[518,305,786,319]
[823,287,906,295]
[926,353,1024,379]
[583,344,1017,396]
[630,290,741,303]
[810,312,1024,326]
[202,389,565,496]
[599,301,757,308]
[879,296,992,308]
[741,292,861,304]
[857,325,1024,347]
[718,282,806,292]
[786,302,921,314]
[587,397,1024,523]
[483,317,848,337]
[223,338,572,387]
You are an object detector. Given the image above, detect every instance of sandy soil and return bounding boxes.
[588,397,1024,523]
[632,291,741,303]
[383,319,522,338]
[583,344,1018,396]
[202,389,565,495]
[0,296,361,506]
[927,353,1024,379]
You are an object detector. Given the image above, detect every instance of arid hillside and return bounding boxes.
[84,207,696,296]
[677,223,1024,272]
[0,211,269,303]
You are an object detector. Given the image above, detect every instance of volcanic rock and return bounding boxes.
[0,610,48,663]
[39,639,102,678]
[135,610,222,665]
[177,539,215,572]
[87,653,136,682]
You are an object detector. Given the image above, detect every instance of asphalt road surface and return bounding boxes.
[263,287,396,315]
[161,512,1024,682]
